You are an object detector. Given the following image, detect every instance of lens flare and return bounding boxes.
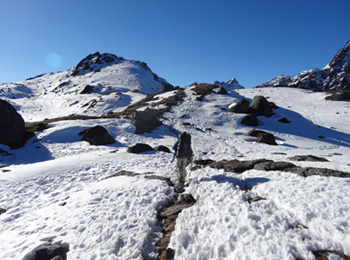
[46,53,62,68]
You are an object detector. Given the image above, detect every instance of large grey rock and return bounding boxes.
[132,110,162,134]
[250,96,274,117]
[81,125,115,145]
[22,242,69,260]
[0,99,26,149]
[230,99,250,113]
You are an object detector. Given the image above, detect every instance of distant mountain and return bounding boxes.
[0,52,173,121]
[255,40,350,91]
[213,78,245,90]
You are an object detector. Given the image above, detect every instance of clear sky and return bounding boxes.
[1,0,349,88]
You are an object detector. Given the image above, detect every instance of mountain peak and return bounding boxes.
[255,40,350,91]
[213,78,245,90]
[70,52,125,76]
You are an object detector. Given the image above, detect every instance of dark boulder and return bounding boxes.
[0,207,6,215]
[288,155,329,162]
[250,96,274,117]
[127,143,154,153]
[81,125,115,145]
[230,99,250,114]
[256,132,278,145]
[132,110,162,134]
[216,87,228,95]
[22,242,69,260]
[80,85,94,94]
[154,145,171,153]
[0,99,26,149]
[241,114,258,126]
[248,129,268,137]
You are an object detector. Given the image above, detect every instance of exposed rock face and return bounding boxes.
[250,96,274,117]
[127,143,154,153]
[0,99,25,149]
[22,242,69,260]
[255,40,350,91]
[229,99,250,113]
[132,110,162,134]
[70,52,125,77]
[81,125,115,145]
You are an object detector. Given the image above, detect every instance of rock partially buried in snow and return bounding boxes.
[0,99,26,149]
[80,125,115,145]
[127,143,154,153]
[241,114,258,126]
[153,145,171,153]
[256,132,278,145]
[288,155,329,162]
[22,242,69,260]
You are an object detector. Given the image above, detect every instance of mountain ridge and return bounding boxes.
[255,40,350,91]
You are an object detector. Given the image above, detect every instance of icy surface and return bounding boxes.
[0,86,350,259]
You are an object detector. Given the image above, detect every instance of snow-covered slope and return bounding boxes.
[255,40,350,91]
[0,83,350,259]
[0,52,173,121]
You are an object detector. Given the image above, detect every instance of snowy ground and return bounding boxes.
[1,87,349,259]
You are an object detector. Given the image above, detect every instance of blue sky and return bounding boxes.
[1,0,349,88]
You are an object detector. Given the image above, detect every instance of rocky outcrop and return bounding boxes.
[255,40,350,91]
[194,158,350,178]
[325,92,350,101]
[22,242,69,260]
[0,99,26,149]
[288,155,329,162]
[80,125,115,145]
[70,52,124,77]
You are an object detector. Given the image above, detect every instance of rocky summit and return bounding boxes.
[255,40,350,91]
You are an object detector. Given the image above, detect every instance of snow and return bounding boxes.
[1,85,350,259]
